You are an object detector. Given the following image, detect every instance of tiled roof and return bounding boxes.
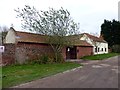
[14,31,92,46]
[15,31,47,44]
[82,33,107,43]
[66,35,92,46]
[73,40,93,46]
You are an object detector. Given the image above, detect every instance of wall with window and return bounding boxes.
[80,34,108,55]
[94,42,108,55]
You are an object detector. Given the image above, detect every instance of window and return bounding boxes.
[98,48,100,52]
[95,47,97,52]
[105,48,107,52]
[101,48,103,51]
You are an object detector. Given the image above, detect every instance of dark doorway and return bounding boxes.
[66,46,77,59]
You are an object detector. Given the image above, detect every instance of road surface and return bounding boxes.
[12,56,119,88]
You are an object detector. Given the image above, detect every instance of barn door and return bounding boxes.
[66,46,77,59]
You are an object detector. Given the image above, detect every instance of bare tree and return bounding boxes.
[0,26,9,45]
[15,5,80,62]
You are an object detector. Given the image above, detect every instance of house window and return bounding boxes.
[101,48,103,52]
[98,48,100,52]
[95,47,97,52]
[105,48,107,52]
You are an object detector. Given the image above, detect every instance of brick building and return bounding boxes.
[2,27,107,65]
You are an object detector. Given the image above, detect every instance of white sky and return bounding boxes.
[0,0,119,35]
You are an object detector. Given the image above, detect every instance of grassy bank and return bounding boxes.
[2,62,81,88]
[0,67,2,89]
[81,53,119,60]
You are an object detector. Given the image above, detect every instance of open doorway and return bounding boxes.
[66,46,77,59]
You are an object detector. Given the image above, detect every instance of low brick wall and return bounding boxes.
[2,43,94,65]
[77,46,93,58]
[15,42,54,64]
[2,44,16,65]
[2,42,55,65]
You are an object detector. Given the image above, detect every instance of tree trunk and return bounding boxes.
[50,44,64,63]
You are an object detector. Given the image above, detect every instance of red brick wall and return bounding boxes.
[15,42,54,64]
[62,47,66,60]
[77,46,93,58]
[2,44,16,65]
[2,43,93,65]
[2,43,55,65]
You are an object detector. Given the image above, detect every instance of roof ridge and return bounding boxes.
[81,33,107,43]
[9,27,41,36]
[14,30,48,38]
[82,33,99,38]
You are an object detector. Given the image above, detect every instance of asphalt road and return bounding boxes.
[12,56,119,88]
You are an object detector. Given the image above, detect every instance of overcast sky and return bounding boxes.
[0,0,119,35]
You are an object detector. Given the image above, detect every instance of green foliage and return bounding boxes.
[27,55,50,64]
[112,45,120,53]
[0,67,2,89]
[81,53,119,60]
[101,19,120,48]
[55,53,64,63]
[15,54,63,65]
[40,54,49,64]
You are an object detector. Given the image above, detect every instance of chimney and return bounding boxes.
[10,27,14,30]
[99,31,104,40]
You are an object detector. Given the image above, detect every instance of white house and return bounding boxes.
[80,33,108,55]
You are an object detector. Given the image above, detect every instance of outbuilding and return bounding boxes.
[3,27,108,65]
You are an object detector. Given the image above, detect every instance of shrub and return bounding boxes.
[40,54,49,64]
[55,53,64,63]
[46,57,54,64]
[29,55,49,64]
[15,54,64,65]
[112,44,120,53]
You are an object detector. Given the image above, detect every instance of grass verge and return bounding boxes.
[0,67,2,89]
[81,53,119,60]
[2,62,81,88]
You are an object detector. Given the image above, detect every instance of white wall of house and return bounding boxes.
[80,34,93,45]
[80,34,108,55]
[5,29,16,44]
[93,42,108,55]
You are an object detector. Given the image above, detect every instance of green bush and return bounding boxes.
[29,55,49,64]
[54,53,64,63]
[23,55,50,64]
[112,44,120,53]
[15,53,64,65]
[40,54,49,64]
